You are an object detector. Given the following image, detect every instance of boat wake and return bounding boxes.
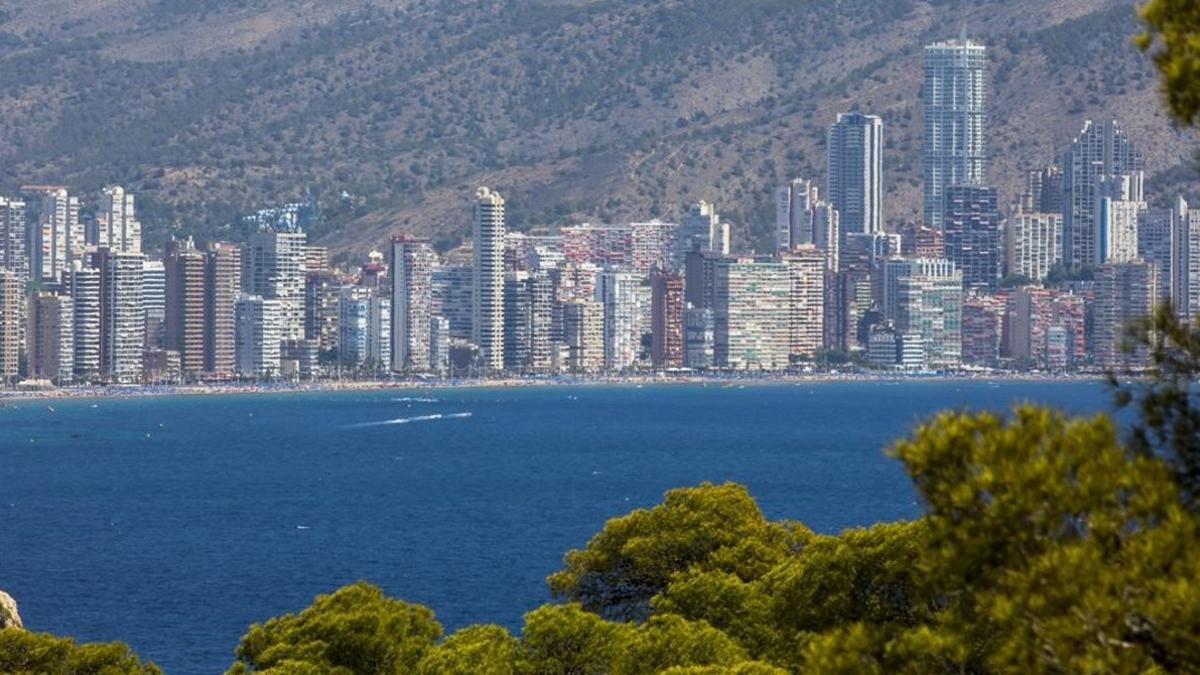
[350,412,472,428]
[391,397,441,403]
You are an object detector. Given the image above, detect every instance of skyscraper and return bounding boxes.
[27,292,74,383]
[95,249,145,383]
[0,269,21,383]
[714,259,790,370]
[1006,212,1063,282]
[828,112,883,236]
[473,187,507,373]
[236,294,282,378]
[651,269,685,369]
[1094,260,1158,368]
[247,227,308,341]
[165,239,208,375]
[0,197,28,289]
[943,185,1001,289]
[923,38,988,228]
[1062,120,1144,267]
[142,259,166,349]
[781,246,825,359]
[67,266,101,380]
[205,242,241,375]
[680,201,730,257]
[98,186,142,254]
[1094,172,1146,265]
[33,188,82,283]
[390,236,435,373]
[597,268,640,371]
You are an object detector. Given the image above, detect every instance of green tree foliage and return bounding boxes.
[547,483,810,620]
[416,625,524,675]
[0,628,160,675]
[1139,0,1200,125]
[1109,301,1200,506]
[227,581,442,674]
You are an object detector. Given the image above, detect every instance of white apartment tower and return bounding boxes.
[390,236,435,373]
[247,227,308,341]
[828,112,883,236]
[235,294,282,378]
[923,38,988,229]
[34,188,83,283]
[473,187,507,373]
[98,186,142,254]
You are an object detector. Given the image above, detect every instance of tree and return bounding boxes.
[1138,0,1200,126]
[1109,301,1200,507]
[0,629,161,675]
[547,483,809,620]
[227,582,442,674]
[416,625,523,675]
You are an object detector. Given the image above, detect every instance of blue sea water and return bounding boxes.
[1,381,1111,673]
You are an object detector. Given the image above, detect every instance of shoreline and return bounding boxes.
[0,371,1107,403]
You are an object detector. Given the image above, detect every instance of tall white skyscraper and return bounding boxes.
[95,249,145,383]
[923,38,988,229]
[98,186,142,254]
[473,187,507,373]
[235,294,282,378]
[390,236,435,373]
[0,197,28,288]
[68,266,102,379]
[597,268,639,372]
[828,112,883,236]
[34,188,83,283]
[1172,197,1200,319]
[247,227,307,341]
[1094,172,1146,265]
[1062,119,1144,267]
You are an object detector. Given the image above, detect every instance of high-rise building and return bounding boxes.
[304,270,342,356]
[0,197,28,289]
[432,266,473,340]
[205,242,241,376]
[651,269,685,369]
[680,201,730,257]
[597,269,640,371]
[502,271,553,373]
[923,38,988,228]
[1023,166,1063,214]
[473,187,507,373]
[0,269,21,382]
[1094,172,1146,264]
[1062,120,1144,267]
[961,293,1004,367]
[235,294,282,378]
[1138,207,1173,302]
[886,258,963,368]
[247,227,307,341]
[27,292,74,383]
[563,300,604,373]
[1006,287,1086,369]
[714,259,790,370]
[33,188,83,283]
[165,239,208,375]
[338,287,391,371]
[1006,212,1063,281]
[1094,261,1157,369]
[828,112,883,237]
[94,249,145,383]
[775,179,839,259]
[98,186,141,254]
[1172,197,1200,318]
[142,259,166,349]
[943,185,1001,289]
[683,306,715,369]
[781,247,825,359]
[67,266,101,380]
[390,236,435,372]
[429,316,451,375]
[305,246,329,272]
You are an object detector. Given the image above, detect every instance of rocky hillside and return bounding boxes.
[0,0,1193,260]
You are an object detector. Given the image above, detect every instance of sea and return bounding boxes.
[0,381,1112,673]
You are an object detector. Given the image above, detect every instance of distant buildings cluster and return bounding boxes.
[0,36,1190,386]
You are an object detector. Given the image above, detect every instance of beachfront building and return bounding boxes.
[247,226,307,342]
[0,269,21,383]
[94,248,145,384]
[714,258,790,370]
[473,187,507,373]
[27,292,74,384]
[923,37,988,229]
[390,236,435,373]
[235,294,282,378]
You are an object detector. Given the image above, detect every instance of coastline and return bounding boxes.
[0,371,1106,403]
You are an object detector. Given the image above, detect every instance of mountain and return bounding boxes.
[0,0,1194,262]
